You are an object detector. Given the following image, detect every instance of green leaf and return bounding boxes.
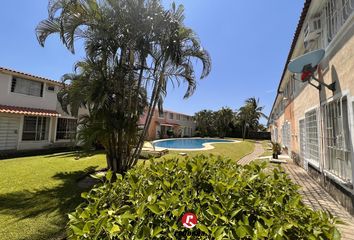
[212,226,226,239]
[220,216,229,223]
[152,226,163,237]
[120,212,136,220]
[331,227,341,240]
[260,216,273,227]
[255,221,268,237]
[136,204,145,217]
[110,224,120,234]
[163,180,171,188]
[276,226,284,236]
[80,210,90,219]
[147,204,162,215]
[230,209,242,218]
[236,225,248,238]
[106,171,112,181]
[197,224,209,234]
[71,225,83,236]
[68,214,78,221]
[82,222,91,234]
[81,192,88,199]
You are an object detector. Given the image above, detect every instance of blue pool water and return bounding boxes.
[153,138,234,149]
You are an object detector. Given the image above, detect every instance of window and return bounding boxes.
[325,0,354,44]
[56,118,77,140]
[280,101,284,112]
[284,84,288,100]
[11,77,44,97]
[299,119,306,163]
[273,127,278,142]
[305,109,320,165]
[47,85,55,91]
[281,122,291,148]
[342,0,354,20]
[176,114,181,120]
[322,97,352,183]
[169,113,174,119]
[159,111,164,118]
[185,127,191,136]
[22,116,50,141]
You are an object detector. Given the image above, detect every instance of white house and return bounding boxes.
[0,66,196,152]
[0,67,79,151]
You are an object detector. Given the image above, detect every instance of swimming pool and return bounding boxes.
[153,138,238,150]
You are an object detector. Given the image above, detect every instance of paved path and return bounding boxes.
[238,141,264,166]
[239,142,354,239]
[282,159,354,240]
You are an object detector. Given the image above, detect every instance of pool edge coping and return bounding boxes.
[152,138,241,151]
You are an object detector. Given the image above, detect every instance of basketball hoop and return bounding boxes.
[288,49,335,91]
[300,64,317,82]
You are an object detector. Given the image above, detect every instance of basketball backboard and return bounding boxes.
[287,49,335,91]
[288,49,325,73]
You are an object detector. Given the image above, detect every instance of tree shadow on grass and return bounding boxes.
[43,150,105,159]
[0,166,99,240]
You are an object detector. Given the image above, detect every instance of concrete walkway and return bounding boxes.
[239,142,354,239]
[282,159,354,240]
[238,141,264,166]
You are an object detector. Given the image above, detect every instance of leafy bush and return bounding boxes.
[166,129,174,138]
[68,155,340,239]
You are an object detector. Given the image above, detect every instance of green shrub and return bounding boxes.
[166,129,174,138]
[67,155,340,239]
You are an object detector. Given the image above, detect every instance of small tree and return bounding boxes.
[36,0,211,174]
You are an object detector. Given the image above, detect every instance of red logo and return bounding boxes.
[181,212,197,228]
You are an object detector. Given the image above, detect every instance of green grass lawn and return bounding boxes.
[0,152,106,240]
[0,140,254,240]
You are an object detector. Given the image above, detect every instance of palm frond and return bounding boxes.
[35,18,62,46]
[48,0,69,19]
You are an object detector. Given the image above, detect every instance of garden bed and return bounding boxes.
[68,155,340,239]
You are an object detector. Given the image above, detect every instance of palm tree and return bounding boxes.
[36,0,211,174]
[214,107,235,138]
[194,110,215,137]
[238,97,266,140]
[245,97,268,124]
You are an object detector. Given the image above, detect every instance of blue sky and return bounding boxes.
[0,1,304,122]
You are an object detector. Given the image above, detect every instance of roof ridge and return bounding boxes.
[0,66,61,85]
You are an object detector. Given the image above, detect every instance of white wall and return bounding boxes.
[166,112,196,129]
[0,73,58,110]
[0,72,85,151]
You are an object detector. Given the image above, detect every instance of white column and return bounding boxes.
[17,115,24,150]
[53,117,58,143]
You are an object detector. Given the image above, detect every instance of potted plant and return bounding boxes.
[272,142,281,159]
[166,129,174,138]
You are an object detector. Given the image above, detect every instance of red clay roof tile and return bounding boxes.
[0,104,60,117]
